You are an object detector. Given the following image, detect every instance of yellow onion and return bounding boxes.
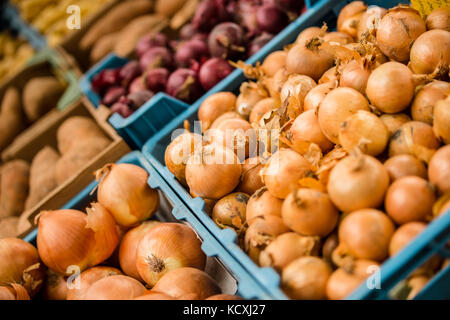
[290,110,333,153]
[198,92,236,132]
[376,6,426,62]
[322,232,339,267]
[136,223,206,287]
[212,192,249,236]
[433,96,450,144]
[357,6,387,40]
[0,283,30,300]
[235,82,268,118]
[152,267,221,299]
[261,51,287,77]
[380,113,411,137]
[185,144,242,200]
[262,148,313,199]
[282,256,332,300]
[389,222,427,256]
[339,59,373,94]
[295,26,323,46]
[303,82,335,112]
[42,269,67,300]
[384,155,427,181]
[249,98,280,125]
[237,157,265,195]
[165,132,203,185]
[259,232,320,272]
[66,266,122,300]
[37,203,119,275]
[323,32,353,45]
[339,110,389,156]
[318,66,339,84]
[366,62,415,113]
[246,187,283,225]
[410,30,450,75]
[119,220,161,281]
[282,189,338,237]
[337,1,367,39]
[210,112,243,129]
[96,163,159,227]
[280,75,317,119]
[428,145,450,194]
[318,87,369,144]
[0,238,45,297]
[327,153,389,212]
[425,7,450,31]
[82,275,146,300]
[264,68,289,98]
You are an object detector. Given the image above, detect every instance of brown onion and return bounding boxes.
[264,68,289,98]
[259,232,320,272]
[389,222,427,256]
[323,32,353,45]
[339,110,389,156]
[198,92,236,131]
[337,209,395,261]
[322,232,339,267]
[210,112,243,129]
[262,148,313,199]
[246,187,283,225]
[66,266,122,300]
[433,96,450,144]
[152,267,221,299]
[303,82,335,112]
[237,157,265,195]
[428,145,450,194]
[42,269,67,300]
[185,144,242,200]
[366,62,415,113]
[296,27,323,46]
[82,275,146,300]
[136,223,206,287]
[385,176,436,224]
[380,113,411,137]
[290,110,333,153]
[384,155,427,181]
[96,163,159,227]
[280,75,317,118]
[212,192,249,236]
[337,1,367,38]
[339,59,372,94]
[235,82,268,118]
[282,189,339,237]
[426,7,450,31]
[261,51,287,77]
[376,6,426,62]
[282,256,332,300]
[357,6,387,40]
[318,87,370,144]
[410,30,450,75]
[244,216,289,263]
[119,220,161,281]
[327,153,389,212]
[411,81,450,125]
[249,98,279,125]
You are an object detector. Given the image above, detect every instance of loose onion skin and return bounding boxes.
[282,256,332,300]
[262,149,313,199]
[152,267,221,299]
[323,32,354,45]
[96,163,159,227]
[237,157,265,195]
[235,82,268,118]
[327,154,389,212]
[376,6,426,62]
[337,1,367,38]
[339,110,389,156]
[357,6,387,40]
[425,7,450,31]
[259,232,320,272]
[212,192,249,235]
[82,275,146,300]
[185,144,242,200]
[280,75,317,118]
[0,238,45,297]
[337,209,395,261]
[136,223,206,287]
[246,187,283,225]
[318,87,369,144]
[0,283,30,300]
[198,92,236,132]
[380,113,411,137]
[389,222,427,256]
[303,82,335,112]
[261,51,287,77]
[433,96,450,144]
[428,145,450,194]
[282,189,339,237]
[366,62,415,113]
[318,66,339,84]
[410,30,450,75]
[119,221,160,281]
[384,155,427,181]
[411,81,450,125]
[326,260,380,300]
[385,176,436,224]
[249,98,279,125]
[66,266,123,300]
[290,110,333,153]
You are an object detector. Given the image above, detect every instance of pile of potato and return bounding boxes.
[0,32,34,83]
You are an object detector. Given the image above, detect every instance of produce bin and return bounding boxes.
[23,151,273,300]
[141,0,450,300]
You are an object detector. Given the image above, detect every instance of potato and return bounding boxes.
[0,86,26,152]
[55,137,111,184]
[57,116,107,154]
[0,160,30,218]
[80,0,154,51]
[90,32,119,64]
[23,76,65,122]
[0,217,19,239]
[25,146,60,210]
[113,15,166,57]
[155,0,185,17]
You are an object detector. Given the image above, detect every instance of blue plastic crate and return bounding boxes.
[23,151,273,300]
[142,0,449,300]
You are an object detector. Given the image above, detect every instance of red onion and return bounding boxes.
[136,33,169,57]
[248,33,274,56]
[166,69,203,103]
[199,58,234,91]
[127,90,154,109]
[140,47,173,71]
[180,24,197,40]
[175,39,209,68]
[129,77,146,93]
[256,4,289,34]
[144,68,169,93]
[102,86,126,106]
[192,0,229,32]
[235,0,259,35]
[120,61,142,87]
[111,102,133,117]
[92,68,121,94]
[208,22,245,60]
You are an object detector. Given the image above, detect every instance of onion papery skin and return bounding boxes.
[82,275,146,300]
[410,30,450,75]
[212,192,249,236]
[261,51,287,77]
[198,92,236,132]
[389,222,427,256]
[339,60,371,94]
[384,155,427,181]
[246,187,283,225]
[136,223,206,287]
[237,157,265,195]
[357,6,387,40]
[425,8,450,31]
[411,81,450,125]
[0,283,30,300]
[37,204,119,276]
[428,145,450,194]
[97,163,159,227]
[152,267,221,299]
[303,82,335,112]
[290,110,333,153]
[337,1,367,39]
